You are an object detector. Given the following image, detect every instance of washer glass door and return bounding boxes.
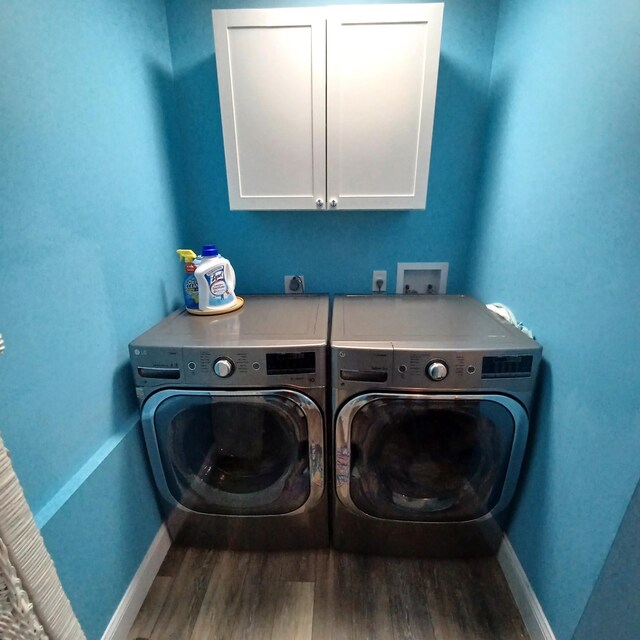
[336,394,526,522]
[150,390,321,515]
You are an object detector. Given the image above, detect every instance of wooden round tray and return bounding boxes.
[186,296,244,316]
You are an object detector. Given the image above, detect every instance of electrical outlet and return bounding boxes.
[284,275,305,294]
[372,270,387,293]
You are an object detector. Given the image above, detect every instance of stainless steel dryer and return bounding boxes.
[129,295,329,550]
[331,295,542,557]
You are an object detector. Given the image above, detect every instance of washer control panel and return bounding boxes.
[130,345,325,392]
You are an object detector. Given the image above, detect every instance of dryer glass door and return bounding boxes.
[338,394,522,522]
[152,390,319,515]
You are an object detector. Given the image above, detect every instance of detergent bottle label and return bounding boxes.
[204,265,231,305]
[184,275,199,309]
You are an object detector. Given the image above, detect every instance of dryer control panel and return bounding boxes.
[332,346,540,398]
[392,348,538,392]
[393,349,477,388]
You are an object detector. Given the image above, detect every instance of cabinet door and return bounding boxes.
[326,4,443,210]
[213,9,326,210]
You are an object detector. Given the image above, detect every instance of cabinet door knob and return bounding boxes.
[329,199,338,208]
[316,198,324,208]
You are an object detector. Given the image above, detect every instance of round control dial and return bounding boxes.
[213,358,235,378]
[426,360,448,381]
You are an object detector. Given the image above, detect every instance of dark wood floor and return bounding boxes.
[129,546,530,640]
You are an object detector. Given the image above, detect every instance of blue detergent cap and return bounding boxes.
[201,244,219,257]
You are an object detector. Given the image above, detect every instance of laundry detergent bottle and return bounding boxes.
[194,244,238,312]
[176,249,199,310]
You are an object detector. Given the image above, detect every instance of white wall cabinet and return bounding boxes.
[212,4,443,211]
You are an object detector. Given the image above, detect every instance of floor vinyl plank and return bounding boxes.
[226,552,277,640]
[310,549,336,640]
[315,551,395,640]
[270,581,315,640]
[424,558,527,640]
[464,558,529,640]
[264,549,318,583]
[149,548,216,640]
[189,550,251,640]
[349,554,396,640]
[384,556,436,640]
[128,576,172,640]
[330,551,361,640]
[131,547,531,640]
[157,545,187,578]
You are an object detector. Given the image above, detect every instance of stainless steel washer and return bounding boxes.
[129,295,329,550]
[331,295,542,556]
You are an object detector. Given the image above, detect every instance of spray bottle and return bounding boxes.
[176,249,199,310]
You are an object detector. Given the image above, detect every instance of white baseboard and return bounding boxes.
[498,536,556,640]
[101,524,171,640]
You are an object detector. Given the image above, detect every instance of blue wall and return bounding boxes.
[163,0,501,294]
[467,1,640,638]
[2,1,639,638]
[0,1,183,637]
[574,479,640,640]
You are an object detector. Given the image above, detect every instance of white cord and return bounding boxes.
[486,303,535,339]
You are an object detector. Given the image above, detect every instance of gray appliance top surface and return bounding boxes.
[131,295,329,348]
[331,295,539,350]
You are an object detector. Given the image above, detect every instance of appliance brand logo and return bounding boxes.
[206,266,229,297]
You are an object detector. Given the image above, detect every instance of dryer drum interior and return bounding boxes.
[153,392,311,516]
[347,397,517,522]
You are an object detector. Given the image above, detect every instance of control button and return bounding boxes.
[213,358,235,378]
[426,360,448,381]
[252,362,260,370]
[187,361,197,371]
[398,364,407,373]
[467,365,476,374]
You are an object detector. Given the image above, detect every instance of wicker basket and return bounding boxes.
[0,436,85,640]
[0,536,48,639]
